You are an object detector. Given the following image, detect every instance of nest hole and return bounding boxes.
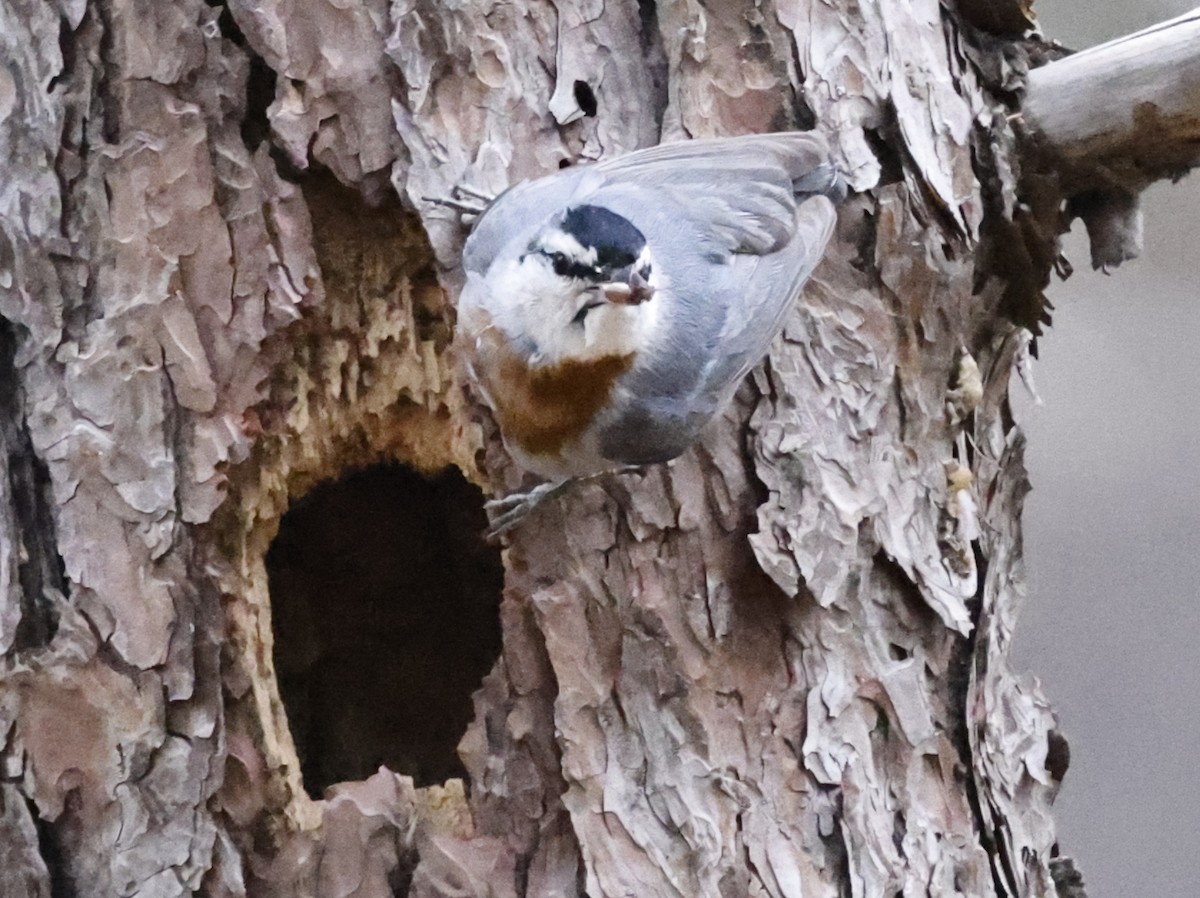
[265,462,503,797]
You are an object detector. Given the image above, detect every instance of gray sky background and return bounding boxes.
[1014,3,1200,897]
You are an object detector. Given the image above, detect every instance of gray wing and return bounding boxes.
[594,131,841,254]
[699,195,837,390]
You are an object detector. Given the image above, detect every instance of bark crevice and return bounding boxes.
[635,0,670,135]
[0,320,65,652]
[31,796,74,898]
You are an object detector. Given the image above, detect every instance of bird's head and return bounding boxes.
[490,204,660,365]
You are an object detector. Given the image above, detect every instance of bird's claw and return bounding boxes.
[482,467,645,542]
[451,183,496,204]
[423,184,496,224]
[483,480,567,541]
[485,483,558,518]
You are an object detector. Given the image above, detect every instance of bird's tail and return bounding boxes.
[792,160,848,205]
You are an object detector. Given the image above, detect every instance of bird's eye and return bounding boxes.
[546,252,574,277]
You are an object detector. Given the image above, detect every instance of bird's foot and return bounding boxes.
[423,184,496,223]
[483,480,570,541]
[482,467,643,542]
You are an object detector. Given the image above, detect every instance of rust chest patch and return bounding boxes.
[476,327,634,458]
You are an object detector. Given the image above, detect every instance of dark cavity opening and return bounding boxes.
[573,80,598,117]
[266,462,503,797]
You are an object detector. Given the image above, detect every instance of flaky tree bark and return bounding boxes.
[1,1,1194,896]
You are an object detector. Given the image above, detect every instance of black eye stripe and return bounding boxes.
[549,254,603,280]
[542,248,647,280]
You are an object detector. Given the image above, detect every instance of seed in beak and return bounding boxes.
[601,271,655,305]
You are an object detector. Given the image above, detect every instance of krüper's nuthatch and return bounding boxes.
[453,132,845,530]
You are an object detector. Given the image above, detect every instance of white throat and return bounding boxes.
[490,256,661,365]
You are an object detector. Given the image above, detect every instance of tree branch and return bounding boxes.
[1021,8,1200,269]
[1024,8,1200,191]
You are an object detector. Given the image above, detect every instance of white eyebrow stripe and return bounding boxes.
[538,230,599,264]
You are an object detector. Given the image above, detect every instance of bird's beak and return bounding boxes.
[601,268,655,305]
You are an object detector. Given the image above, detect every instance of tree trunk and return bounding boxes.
[0,1,1180,896]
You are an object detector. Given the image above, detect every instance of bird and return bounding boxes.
[452,131,845,534]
